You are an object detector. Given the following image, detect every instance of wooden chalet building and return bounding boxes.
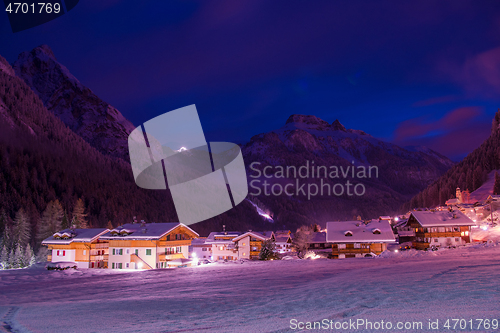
[406,210,474,250]
[232,231,275,260]
[326,220,396,258]
[42,228,110,268]
[99,222,199,269]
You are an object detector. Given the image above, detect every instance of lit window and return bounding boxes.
[220,246,224,251]
[146,249,152,256]
[461,232,465,236]
[242,243,246,246]
[465,231,469,236]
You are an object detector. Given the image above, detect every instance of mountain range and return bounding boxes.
[0,45,458,237]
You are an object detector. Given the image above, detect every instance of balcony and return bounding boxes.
[90,254,108,261]
[157,240,191,247]
[415,232,461,238]
[159,253,185,261]
[332,248,370,254]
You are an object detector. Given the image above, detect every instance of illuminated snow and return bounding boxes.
[1,243,499,332]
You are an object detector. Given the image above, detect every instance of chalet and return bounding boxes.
[205,231,241,261]
[406,210,475,250]
[274,230,293,254]
[306,232,330,254]
[99,222,199,269]
[42,228,110,269]
[232,231,275,260]
[326,220,396,258]
[189,237,211,260]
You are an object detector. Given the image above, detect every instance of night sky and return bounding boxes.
[2,0,500,161]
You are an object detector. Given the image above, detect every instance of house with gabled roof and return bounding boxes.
[274,230,293,254]
[326,220,396,258]
[99,222,199,269]
[406,210,475,250]
[232,231,275,260]
[189,237,211,260]
[42,228,110,269]
[205,231,241,261]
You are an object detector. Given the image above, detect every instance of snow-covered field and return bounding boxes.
[1,243,500,333]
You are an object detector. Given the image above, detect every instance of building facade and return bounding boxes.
[406,210,474,250]
[42,228,110,269]
[100,222,199,269]
[326,220,396,258]
[205,231,241,261]
[232,231,275,260]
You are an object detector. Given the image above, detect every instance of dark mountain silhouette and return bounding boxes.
[241,114,454,226]
[13,45,135,160]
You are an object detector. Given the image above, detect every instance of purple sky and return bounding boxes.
[2,0,500,160]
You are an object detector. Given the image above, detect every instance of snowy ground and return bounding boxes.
[1,243,500,333]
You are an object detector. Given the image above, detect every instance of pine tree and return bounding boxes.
[38,200,64,241]
[106,220,113,229]
[61,211,69,229]
[13,208,30,248]
[259,239,277,260]
[72,198,88,229]
[24,244,33,267]
[493,172,500,195]
[8,248,15,269]
[0,245,9,269]
[13,243,23,268]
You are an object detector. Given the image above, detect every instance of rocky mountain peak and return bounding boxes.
[285,114,330,127]
[331,119,347,131]
[12,45,135,160]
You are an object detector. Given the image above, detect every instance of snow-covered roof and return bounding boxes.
[100,223,199,240]
[326,221,396,243]
[232,231,274,242]
[275,234,291,243]
[42,228,109,245]
[445,198,460,205]
[410,210,475,227]
[190,238,208,246]
[307,232,327,243]
[205,231,242,244]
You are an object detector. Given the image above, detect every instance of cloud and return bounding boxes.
[439,46,500,98]
[393,107,491,160]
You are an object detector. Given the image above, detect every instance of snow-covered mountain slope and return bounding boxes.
[12,45,136,160]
